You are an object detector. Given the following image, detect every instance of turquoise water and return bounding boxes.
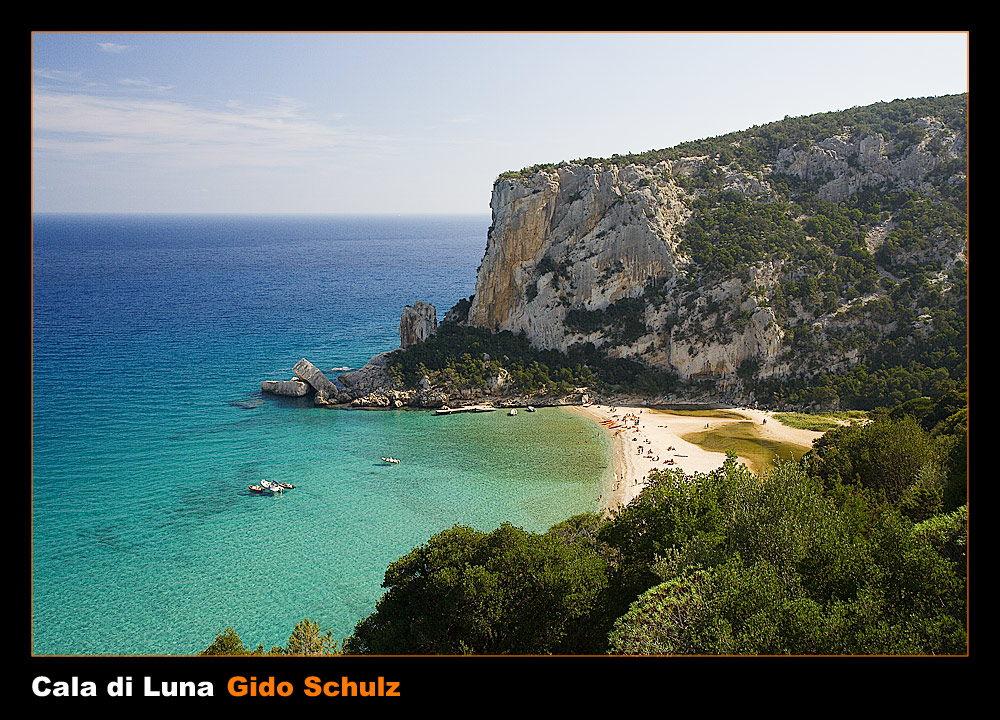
[31,214,611,655]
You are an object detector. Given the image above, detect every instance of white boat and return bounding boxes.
[260,479,283,493]
[381,457,400,464]
[527,406,536,412]
[508,408,518,416]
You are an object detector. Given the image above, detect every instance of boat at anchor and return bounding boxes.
[249,479,295,494]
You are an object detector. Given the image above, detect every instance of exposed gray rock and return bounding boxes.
[293,358,338,395]
[773,128,963,202]
[338,352,397,395]
[351,388,415,408]
[399,301,437,348]
[261,379,311,397]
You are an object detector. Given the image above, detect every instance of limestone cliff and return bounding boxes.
[462,94,967,407]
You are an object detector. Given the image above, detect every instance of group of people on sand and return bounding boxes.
[616,411,643,427]
[636,446,662,462]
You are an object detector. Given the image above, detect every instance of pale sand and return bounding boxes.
[568,404,825,512]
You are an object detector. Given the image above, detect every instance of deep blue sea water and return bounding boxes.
[31,214,611,656]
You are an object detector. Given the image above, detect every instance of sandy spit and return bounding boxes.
[567,404,825,512]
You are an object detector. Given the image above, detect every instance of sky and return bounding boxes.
[31,31,969,215]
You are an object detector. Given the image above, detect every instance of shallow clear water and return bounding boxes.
[31,214,611,655]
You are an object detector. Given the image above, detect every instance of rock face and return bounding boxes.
[399,301,438,348]
[774,122,965,202]
[338,352,397,396]
[262,358,352,403]
[293,358,338,396]
[265,96,966,411]
[465,160,786,382]
[260,379,311,397]
[463,102,967,403]
[467,163,691,350]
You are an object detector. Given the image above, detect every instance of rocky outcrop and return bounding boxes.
[465,160,779,379]
[261,358,337,398]
[260,379,311,397]
[461,103,966,404]
[293,358,338,396]
[468,163,691,351]
[773,121,964,201]
[337,352,397,397]
[265,96,966,411]
[262,358,353,404]
[399,301,437,348]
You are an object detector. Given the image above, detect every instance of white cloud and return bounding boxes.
[97,42,131,54]
[118,77,175,93]
[32,89,397,171]
[33,68,92,85]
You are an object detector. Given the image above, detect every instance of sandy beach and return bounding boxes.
[569,404,825,511]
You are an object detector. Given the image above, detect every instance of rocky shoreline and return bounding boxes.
[260,301,777,413]
[260,301,592,411]
[261,352,592,411]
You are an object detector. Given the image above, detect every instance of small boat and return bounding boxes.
[508,408,518,416]
[382,457,400,464]
[248,484,267,493]
[260,479,283,493]
[527,406,536,412]
[278,481,296,490]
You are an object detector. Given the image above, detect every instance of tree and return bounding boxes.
[199,626,279,656]
[284,618,340,656]
[804,415,939,503]
[603,459,966,655]
[200,620,339,656]
[343,522,609,655]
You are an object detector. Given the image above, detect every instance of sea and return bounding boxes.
[30,213,612,656]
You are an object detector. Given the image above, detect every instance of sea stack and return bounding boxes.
[399,301,437,348]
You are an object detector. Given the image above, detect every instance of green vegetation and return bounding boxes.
[564,297,649,344]
[679,193,809,280]
[200,618,341,656]
[342,522,609,655]
[680,422,812,475]
[772,410,869,432]
[386,321,676,397]
[802,392,966,521]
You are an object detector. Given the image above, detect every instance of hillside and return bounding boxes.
[445,93,966,410]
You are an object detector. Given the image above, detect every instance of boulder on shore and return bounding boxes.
[261,379,311,397]
[338,352,396,395]
[293,358,338,395]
